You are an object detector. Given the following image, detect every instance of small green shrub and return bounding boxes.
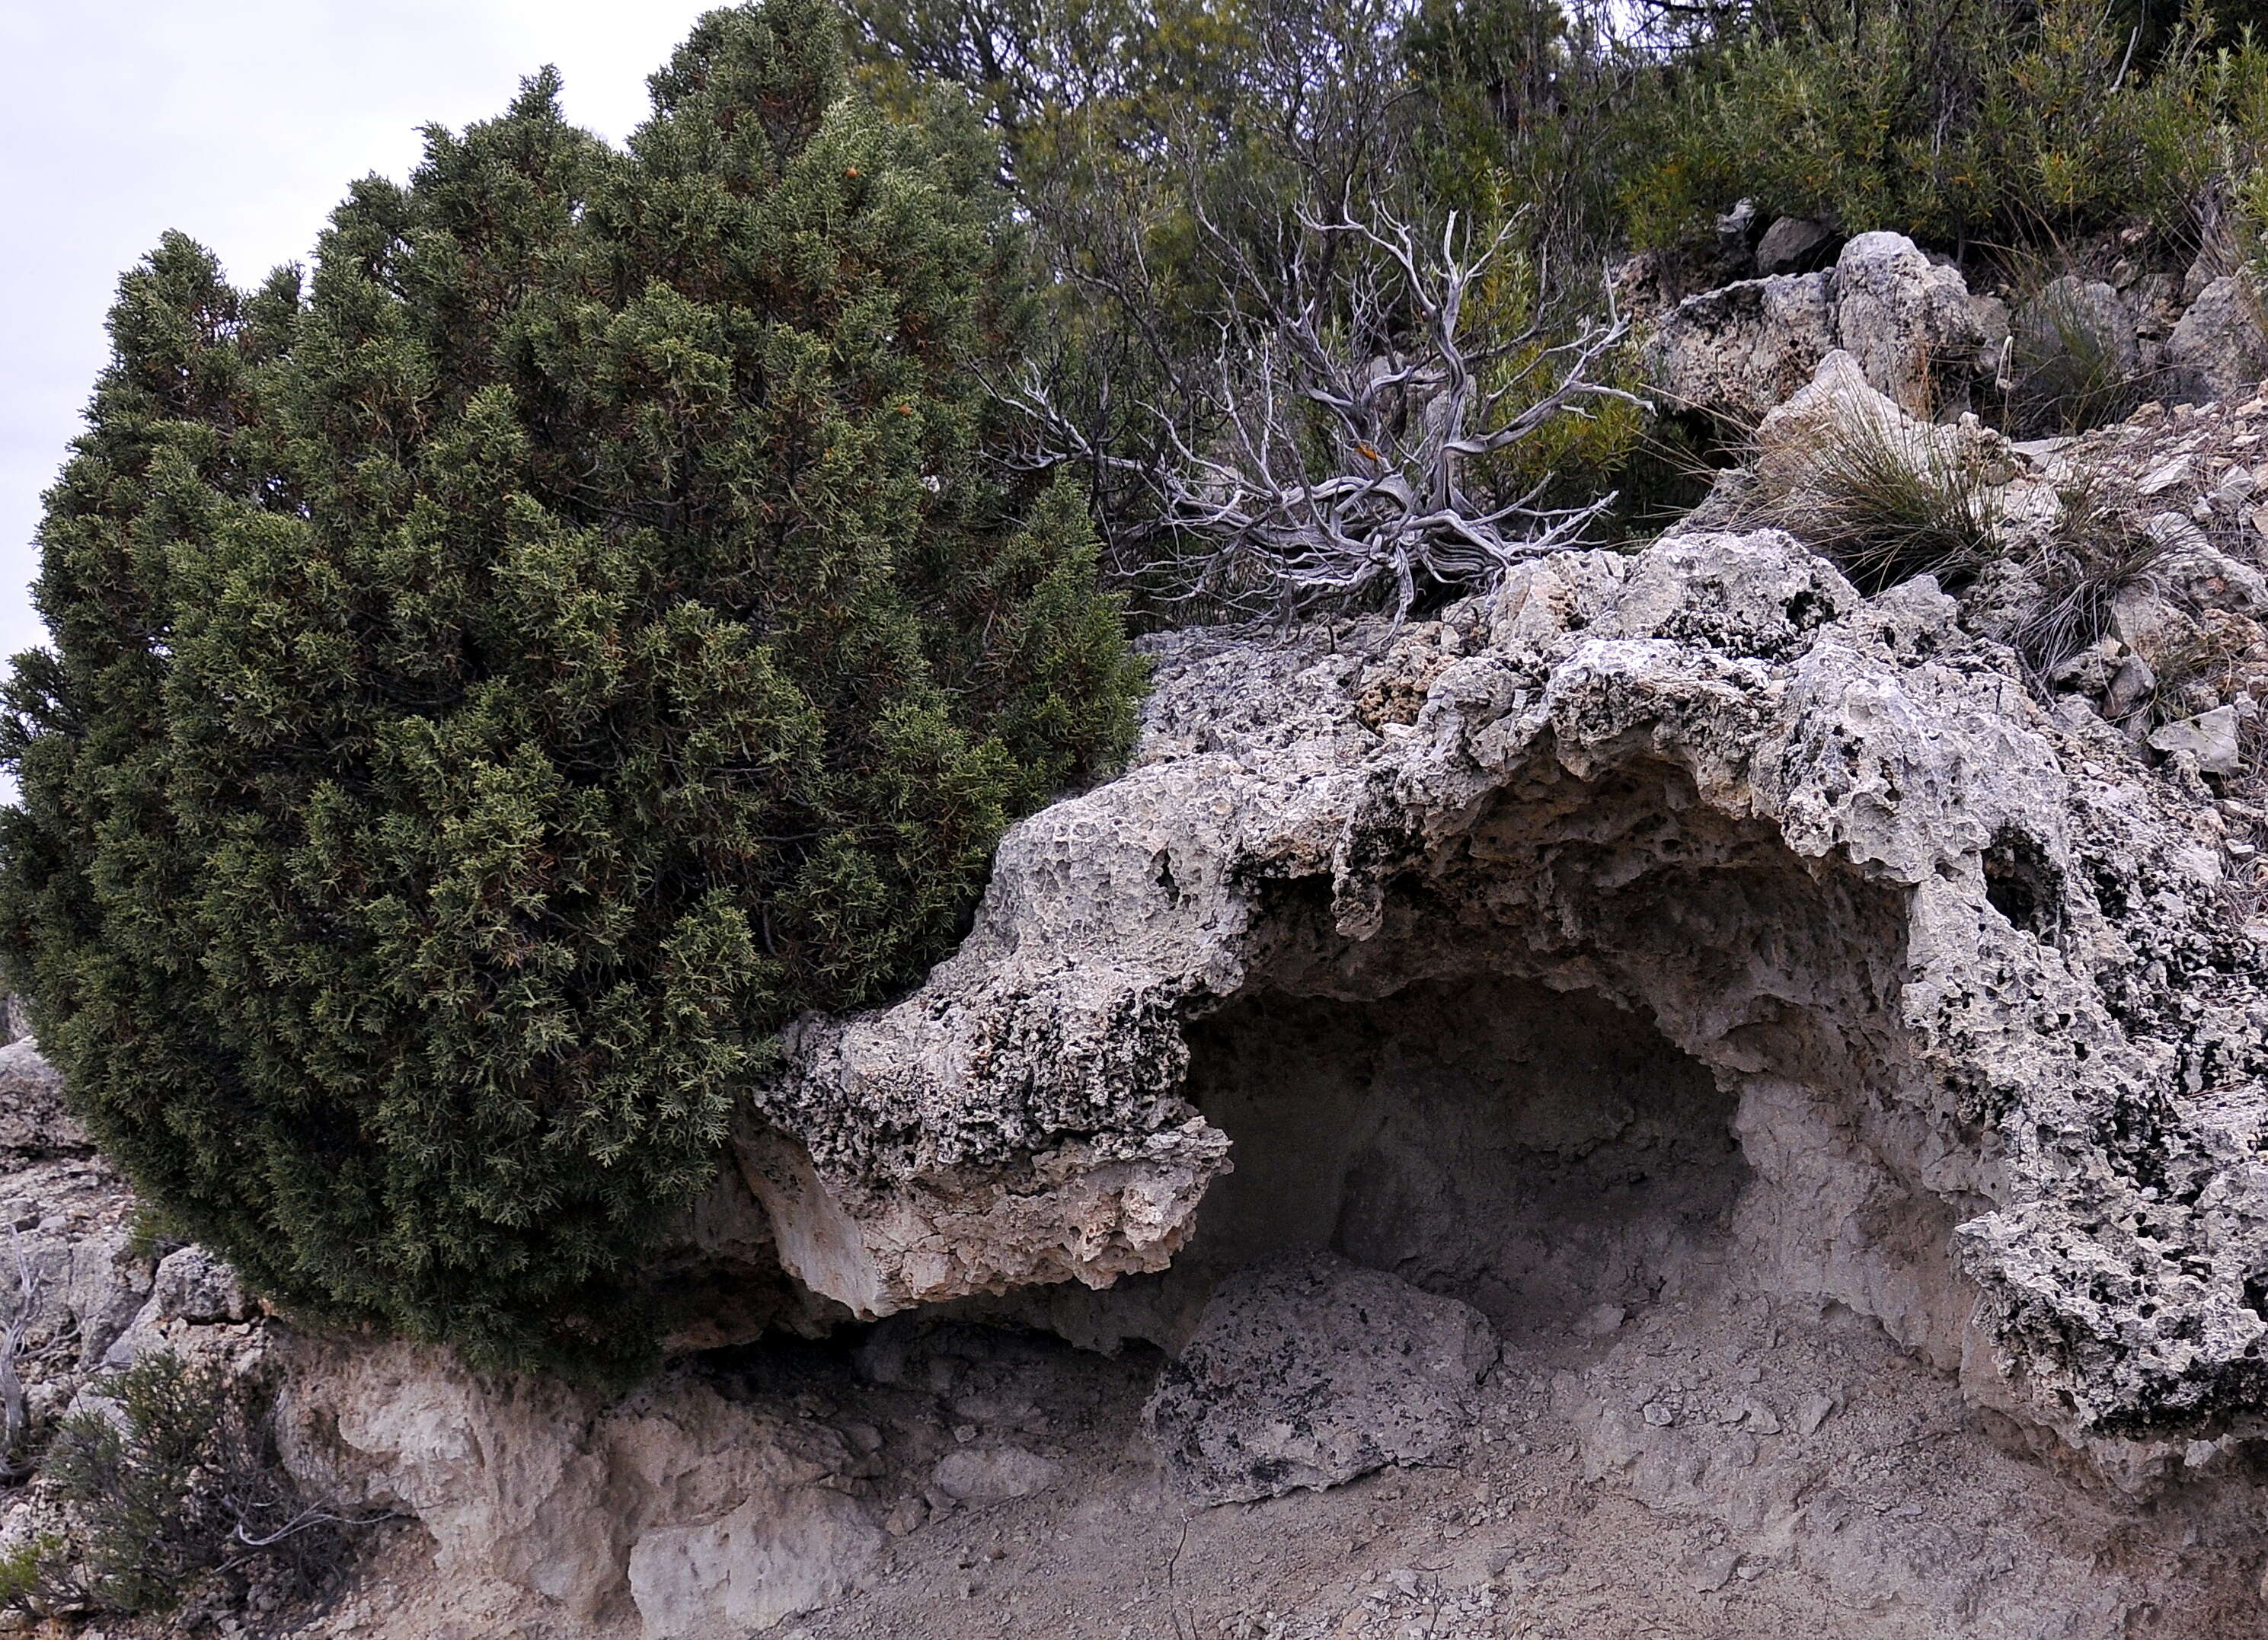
[0,0,1145,1376]
[30,1351,358,1616]
[1622,0,2268,252]
[0,1537,52,1611]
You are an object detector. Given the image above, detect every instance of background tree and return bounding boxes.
[0,0,1143,1376]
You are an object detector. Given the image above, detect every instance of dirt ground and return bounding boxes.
[335,1271,2243,1640]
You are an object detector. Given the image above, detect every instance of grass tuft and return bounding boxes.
[1748,406,2005,595]
[2010,464,2168,691]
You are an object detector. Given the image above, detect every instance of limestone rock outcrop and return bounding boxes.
[1642,230,1986,423]
[1641,270,1838,425]
[743,519,2268,1457]
[277,1342,886,1638]
[1829,231,1985,415]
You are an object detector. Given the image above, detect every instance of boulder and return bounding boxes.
[1643,231,1989,426]
[1753,348,1912,461]
[2167,273,2268,404]
[2149,705,2243,777]
[279,1342,884,1636]
[1641,272,1837,425]
[931,1444,1062,1502]
[0,1038,89,1160]
[150,1244,249,1324]
[1831,231,1985,416]
[1748,349,2011,525]
[1756,215,1835,276]
[1141,1252,1499,1503]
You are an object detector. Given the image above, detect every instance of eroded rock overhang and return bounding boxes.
[734,528,2268,1451]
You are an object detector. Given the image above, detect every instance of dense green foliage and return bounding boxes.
[851,0,1675,590]
[1621,0,2268,249]
[0,0,1142,1374]
[846,0,2268,560]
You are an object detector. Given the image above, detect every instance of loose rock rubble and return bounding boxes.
[1142,1252,1499,1504]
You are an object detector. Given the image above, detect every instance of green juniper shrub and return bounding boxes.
[30,1351,355,1616]
[0,1537,57,1616]
[0,0,1145,1377]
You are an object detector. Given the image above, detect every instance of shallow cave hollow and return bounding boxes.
[1051,753,1928,1354]
[1176,974,1746,1342]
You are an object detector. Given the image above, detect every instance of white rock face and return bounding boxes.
[746,525,2268,1457]
[278,1342,883,1636]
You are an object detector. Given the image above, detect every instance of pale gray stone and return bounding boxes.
[2150,705,2242,777]
[2168,273,2268,404]
[1641,273,1837,424]
[1831,231,1985,415]
[930,1445,1062,1502]
[1142,1252,1498,1502]
[150,1244,248,1325]
[0,1039,88,1160]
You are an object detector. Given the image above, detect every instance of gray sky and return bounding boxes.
[0,0,725,671]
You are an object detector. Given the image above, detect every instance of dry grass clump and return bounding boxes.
[1748,406,2005,595]
[2000,286,2154,439]
[2010,466,2168,691]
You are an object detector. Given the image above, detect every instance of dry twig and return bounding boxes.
[1000,201,1644,626]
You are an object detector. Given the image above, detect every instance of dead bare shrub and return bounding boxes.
[1003,203,1644,627]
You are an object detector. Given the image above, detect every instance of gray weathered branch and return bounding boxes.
[1000,200,1646,626]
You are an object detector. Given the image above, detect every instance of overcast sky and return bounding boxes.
[0,0,727,672]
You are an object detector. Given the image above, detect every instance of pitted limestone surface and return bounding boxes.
[744,526,2268,1458]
